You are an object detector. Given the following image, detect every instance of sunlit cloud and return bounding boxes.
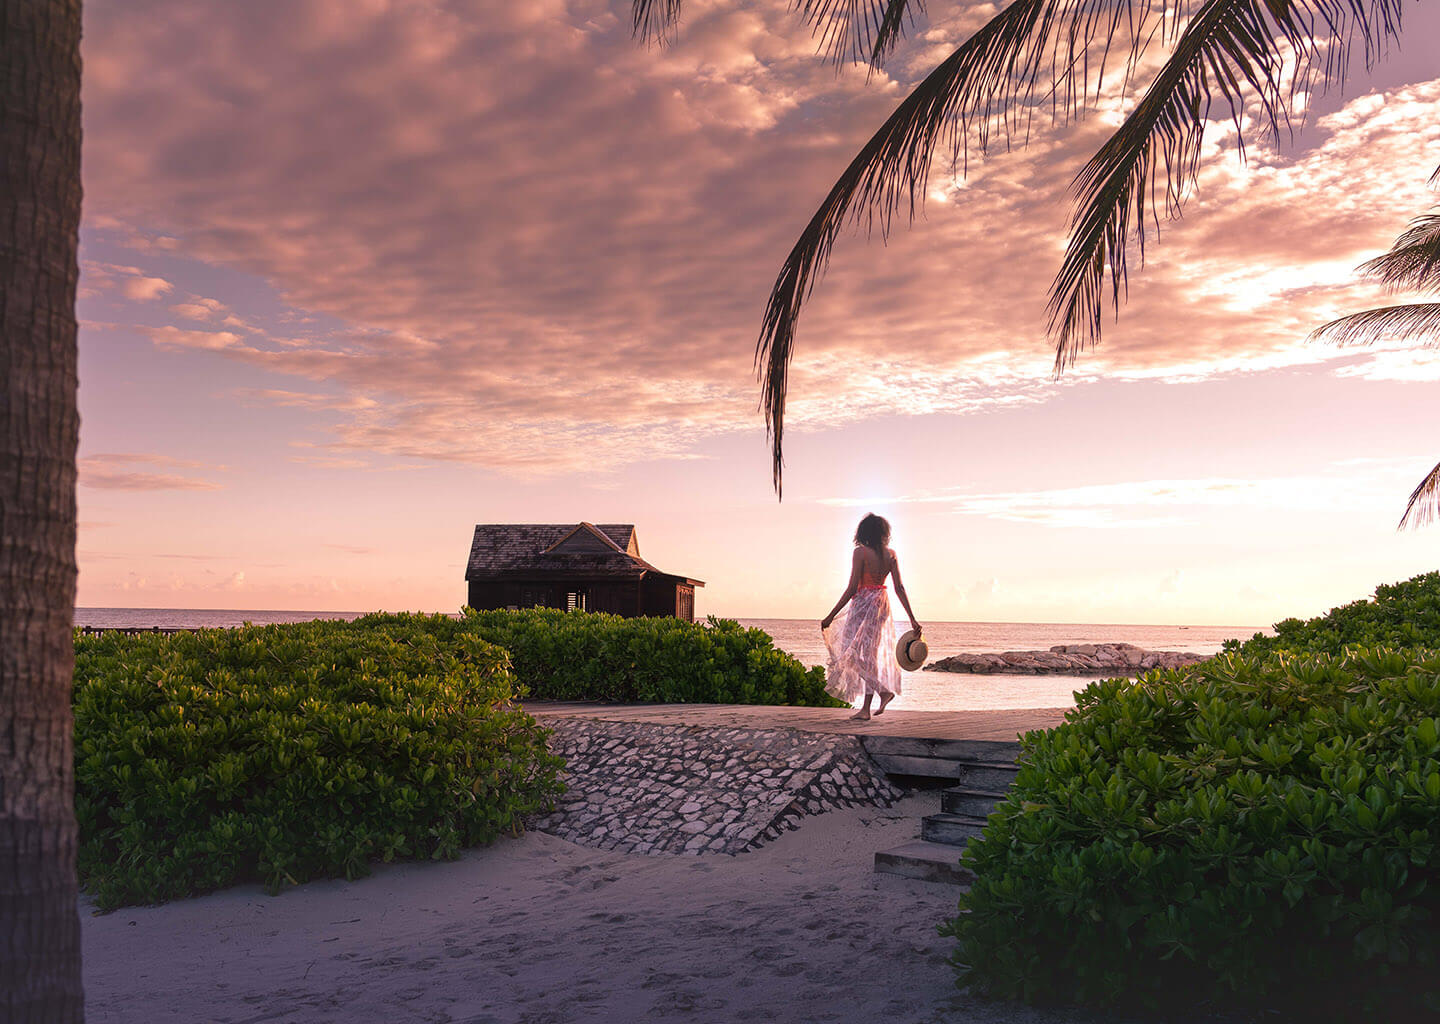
[142,326,244,352]
[68,0,1440,623]
[1334,347,1440,382]
[79,470,224,492]
[820,461,1433,528]
[121,275,173,301]
[77,0,1440,474]
[78,453,226,491]
[170,297,228,321]
[82,452,216,469]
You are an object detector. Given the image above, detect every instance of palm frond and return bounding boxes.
[871,0,923,66]
[1309,302,1440,347]
[1399,459,1440,530]
[755,0,1066,493]
[756,0,1201,492]
[1050,0,1405,366]
[632,0,684,43]
[634,0,926,66]
[798,0,901,65]
[1050,0,1285,366]
[1355,212,1440,294]
[636,0,1405,493]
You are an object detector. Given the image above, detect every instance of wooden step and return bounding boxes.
[921,812,988,845]
[860,735,1022,763]
[954,763,1019,793]
[873,839,975,886]
[864,754,1023,782]
[941,788,1003,817]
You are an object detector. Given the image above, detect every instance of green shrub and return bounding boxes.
[1225,571,1440,658]
[942,647,1440,1019]
[356,608,841,707]
[74,616,564,909]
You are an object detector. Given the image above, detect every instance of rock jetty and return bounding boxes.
[924,642,1208,676]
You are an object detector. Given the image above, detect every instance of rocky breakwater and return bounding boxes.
[924,642,1209,676]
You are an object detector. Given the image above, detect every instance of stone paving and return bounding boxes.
[525,700,1067,740]
[528,717,904,856]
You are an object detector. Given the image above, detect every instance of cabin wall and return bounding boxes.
[586,582,639,616]
[466,581,510,610]
[468,579,645,616]
[469,577,694,620]
[641,579,695,621]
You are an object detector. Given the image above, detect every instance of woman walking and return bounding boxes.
[821,514,922,720]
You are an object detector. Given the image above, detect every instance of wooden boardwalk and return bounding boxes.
[523,701,1068,743]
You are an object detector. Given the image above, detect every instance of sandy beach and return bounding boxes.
[81,794,1105,1024]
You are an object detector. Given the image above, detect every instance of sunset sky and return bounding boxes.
[77,0,1440,625]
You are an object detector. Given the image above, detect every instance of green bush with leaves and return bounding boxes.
[74,616,564,909]
[943,647,1440,1019]
[1225,571,1440,658]
[356,608,840,707]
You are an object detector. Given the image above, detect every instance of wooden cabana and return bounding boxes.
[464,522,703,620]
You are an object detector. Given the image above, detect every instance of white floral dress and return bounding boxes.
[823,582,902,704]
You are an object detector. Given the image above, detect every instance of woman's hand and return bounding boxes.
[821,615,834,630]
[911,622,922,637]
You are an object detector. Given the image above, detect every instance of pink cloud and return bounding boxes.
[79,0,1440,473]
[121,275,174,301]
[79,469,224,492]
[169,297,228,320]
[142,326,244,351]
[82,452,215,469]
[78,453,225,491]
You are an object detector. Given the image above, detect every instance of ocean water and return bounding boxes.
[75,608,369,630]
[74,608,1265,712]
[737,618,1262,711]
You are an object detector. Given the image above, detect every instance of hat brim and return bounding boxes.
[896,630,928,671]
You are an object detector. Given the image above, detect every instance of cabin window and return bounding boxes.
[521,587,546,608]
[566,589,588,612]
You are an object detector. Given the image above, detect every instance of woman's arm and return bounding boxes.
[821,548,864,629]
[890,551,921,635]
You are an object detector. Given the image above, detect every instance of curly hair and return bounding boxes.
[853,513,890,555]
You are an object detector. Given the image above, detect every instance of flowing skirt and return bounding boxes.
[823,585,902,704]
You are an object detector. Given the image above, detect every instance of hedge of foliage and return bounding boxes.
[364,608,841,707]
[943,647,1440,1019]
[1225,571,1440,658]
[74,618,564,909]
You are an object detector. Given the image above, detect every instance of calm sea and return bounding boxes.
[74,608,1264,712]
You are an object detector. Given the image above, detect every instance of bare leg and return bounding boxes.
[875,690,894,715]
[850,693,874,720]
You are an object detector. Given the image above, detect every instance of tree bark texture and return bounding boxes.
[0,1,84,1021]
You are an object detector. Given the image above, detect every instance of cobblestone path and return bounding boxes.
[529,718,903,855]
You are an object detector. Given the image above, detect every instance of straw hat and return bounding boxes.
[896,629,928,671]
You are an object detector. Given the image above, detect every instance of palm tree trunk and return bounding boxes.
[0,1,85,1020]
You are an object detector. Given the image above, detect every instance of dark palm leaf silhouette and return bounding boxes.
[1312,198,1440,527]
[635,0,1408,493]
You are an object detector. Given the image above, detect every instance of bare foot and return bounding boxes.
[850,709,870,721]
[875,692,894,715]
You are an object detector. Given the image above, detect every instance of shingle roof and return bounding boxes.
[465,523,704,583]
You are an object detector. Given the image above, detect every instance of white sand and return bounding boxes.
[81,795,1097,1024]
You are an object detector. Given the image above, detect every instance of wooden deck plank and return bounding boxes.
[861,735,1024,762]
[523,701,1067,743]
